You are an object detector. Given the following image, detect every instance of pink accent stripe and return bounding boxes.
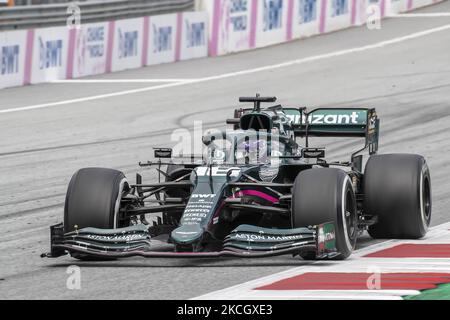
[234,190,278,204]
[351,0,357,25]
[249,0,258,48]
[105,20,115,73]
[175,12,183,61]
[142,16,150,66]
[407,0,414,10]
[319,0,327,34]
[23,29,34,85]
[209,0,222,57]
[286,0,294,41]
[380,0,386,18]
[66,28,76,79]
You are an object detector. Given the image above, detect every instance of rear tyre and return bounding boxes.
[64,167,129,233]
[292,168,357,260]
[364,154,431,239]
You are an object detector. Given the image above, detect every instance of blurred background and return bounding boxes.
[0,0,195,30]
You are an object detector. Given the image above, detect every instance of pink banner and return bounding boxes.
[175,12,183,61]
[319,0,327,34]
[249,0,258,49]
[142,16,150,66]
[209,0,221,57]
[23,29,34,85]
[286,0,294,41]
[105,20,115,73]
[66,28,76,79]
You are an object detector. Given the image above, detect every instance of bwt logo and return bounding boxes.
[263,0,283,31]
[153,25,172,53]
[87,27,105,58]
[299,0,317,24]
[230,0,247,13]
[1,45,19,75]
[186,22,205,48]
[39,38,63,70]
[332,0,349,17]
[118,29,138,58]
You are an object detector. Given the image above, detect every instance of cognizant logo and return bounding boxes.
[305,112,360,124]
[287,111,361,125]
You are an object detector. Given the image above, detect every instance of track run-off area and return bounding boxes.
[0,2,450,299]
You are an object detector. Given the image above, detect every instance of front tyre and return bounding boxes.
[64,167,129,233]
[364,154,432,239]
[292,168,357,260]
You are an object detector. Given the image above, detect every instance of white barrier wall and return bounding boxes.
[386,0,441,13]
[179,11,209,60]
[110,18,145,72]
[387,0,411,13]
[291,0,323,39]
[0,1,446,89]
[31,26,69,84]
[204,0,252,55]
[71,22,109,78]
[146,13,178,65]
[0,30,27,89]
[353,0,383,26]
[254,0,291,48]
[321,0,353,33]
[205,0,446,56]
[0,11,209,89]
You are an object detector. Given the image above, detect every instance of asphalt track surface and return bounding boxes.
[1,2,450,299]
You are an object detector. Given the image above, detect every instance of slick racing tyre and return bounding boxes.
[292,168,357,260]
[364,154,432,239]
[64,167,129,233]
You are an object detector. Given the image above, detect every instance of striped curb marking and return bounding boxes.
[194,222,450,300]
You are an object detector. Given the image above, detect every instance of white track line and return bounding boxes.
[51,79,195,83]
[390,13,450,18]
[193,222,450,300]
[1,23,450,115]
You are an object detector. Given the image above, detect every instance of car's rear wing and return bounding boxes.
[284,107,379,152]
[230,107,379,152]
[284,108,369,137]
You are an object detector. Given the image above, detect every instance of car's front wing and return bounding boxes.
[42,222,338,260]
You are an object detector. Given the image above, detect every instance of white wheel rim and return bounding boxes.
[113,178,128,228]
[341,176,353,251]
[419,165,430,232]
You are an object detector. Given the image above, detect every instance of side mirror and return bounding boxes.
[154,148,172,159]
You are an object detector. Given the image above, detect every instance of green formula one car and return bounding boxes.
[43,95,432,261]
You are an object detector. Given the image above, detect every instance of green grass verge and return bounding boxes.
[405,283,450,300]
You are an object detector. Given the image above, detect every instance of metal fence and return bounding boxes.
[0,0,195,30]
[13,1,89,5]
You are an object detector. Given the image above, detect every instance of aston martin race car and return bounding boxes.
[43,95,432,261]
